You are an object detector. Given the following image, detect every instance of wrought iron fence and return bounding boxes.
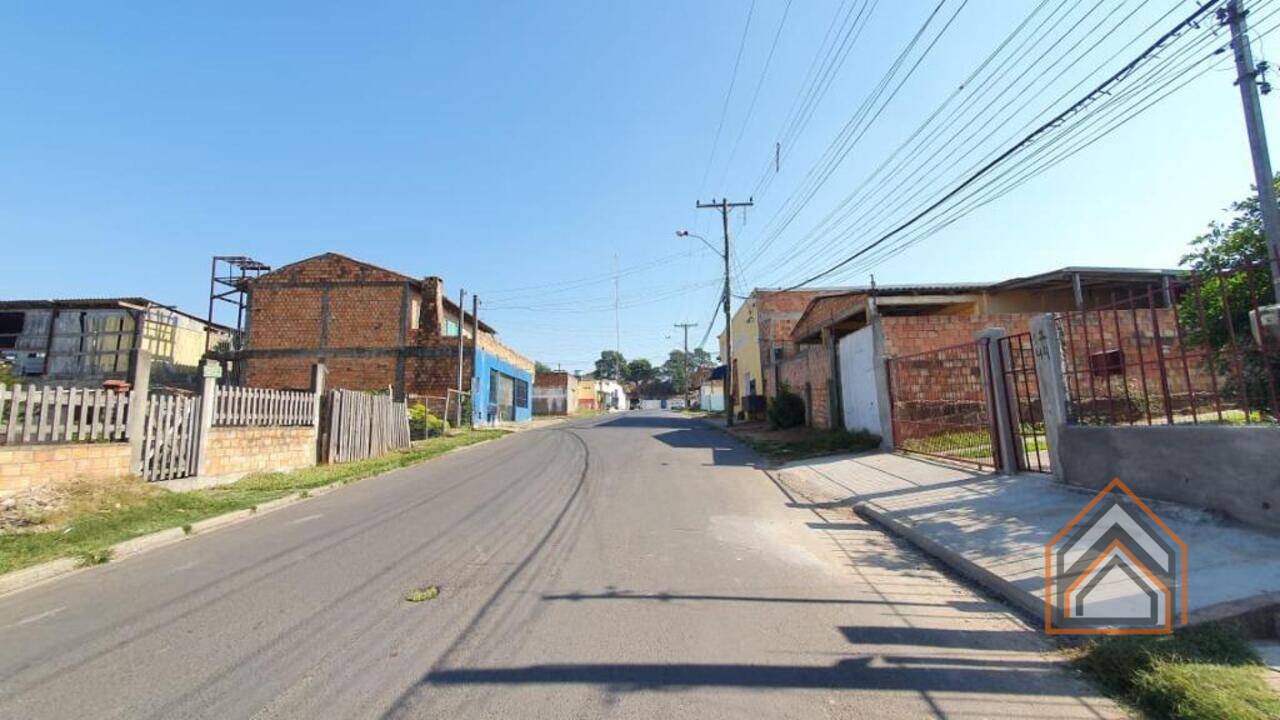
[1056,263,1278,426]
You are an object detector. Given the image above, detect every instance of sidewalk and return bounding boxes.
[772,451,1280,626]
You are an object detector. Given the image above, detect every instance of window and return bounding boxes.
[444,319,460,337]
[0,312,23,350]
[514,378,529,408]
[410,299,421,330]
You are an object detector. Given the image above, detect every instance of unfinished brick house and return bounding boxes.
[232,253,535,424]
[775,267,1184,435]
[717,289,833,418]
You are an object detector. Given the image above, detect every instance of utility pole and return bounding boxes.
[456,287,466,428]
[613,253,621,379]
[673,322,697,410]
[697,197,753,425]
[471,295,480,427]
[1225,0,1280,302]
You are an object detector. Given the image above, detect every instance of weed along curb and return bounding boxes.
[0,432,510,599]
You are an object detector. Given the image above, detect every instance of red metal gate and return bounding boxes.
[997,332,1050,473]
[886,339,1001,470]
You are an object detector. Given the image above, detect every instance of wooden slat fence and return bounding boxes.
[0,383,132,445]
[139,393,200,482]
[213,386,314,427]
[325,389,411,463]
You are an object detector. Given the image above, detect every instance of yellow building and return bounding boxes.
[717,296,763,406]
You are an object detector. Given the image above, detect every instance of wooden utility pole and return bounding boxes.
[673,322,697,410]
[696,197,752,425]
[1225,0,1280,302]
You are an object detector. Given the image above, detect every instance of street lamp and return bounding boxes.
[676,230,724,259]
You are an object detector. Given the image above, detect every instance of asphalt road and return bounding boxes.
[0,412,1120,719]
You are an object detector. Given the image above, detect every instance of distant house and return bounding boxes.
[227,252,535,425]
[573,375,628,411]
[0,298,230,387]
[699,365,727,412]
[533,371,578,416]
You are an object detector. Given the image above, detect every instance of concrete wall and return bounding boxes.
[203,426,316,478]
[700,383,725,412]
[837,326,882,436]
[1058,424,1280,530]
[0,442,131,496]
[473,349,533,424]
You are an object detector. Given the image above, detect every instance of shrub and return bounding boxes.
[0,360,15,386]
[408,402,428,439]
[768,387,807,429]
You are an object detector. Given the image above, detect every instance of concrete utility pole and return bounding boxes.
[613,253,621,379]
[1225,0,1280,303]
[471,295,480,427]
[673,322,697,410]
[697,197,753,426]
[456,287,466,428]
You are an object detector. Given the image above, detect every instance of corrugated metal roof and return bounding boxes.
[0,298,232,331]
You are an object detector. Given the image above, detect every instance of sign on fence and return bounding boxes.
[325,389,411,463]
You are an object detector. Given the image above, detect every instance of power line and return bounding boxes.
[764,0,1160,283]
[782,0,1227,290]
[718,0,795,190]
[697,1,758,195]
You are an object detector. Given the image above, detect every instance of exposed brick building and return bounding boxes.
[778,267,1183,433]
[234,253,535,424]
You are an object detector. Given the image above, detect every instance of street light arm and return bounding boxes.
[676,230,724,259]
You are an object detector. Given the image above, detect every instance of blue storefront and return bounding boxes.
[472,349,533,425]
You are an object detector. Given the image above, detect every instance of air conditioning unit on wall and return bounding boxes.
[1250,305,1280,346]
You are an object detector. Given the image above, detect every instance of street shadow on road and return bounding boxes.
[419,652,1092,700]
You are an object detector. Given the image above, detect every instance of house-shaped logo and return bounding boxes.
[1045,478,1187,635]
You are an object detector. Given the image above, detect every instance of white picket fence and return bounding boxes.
[325,389,410,463]
[0,383,132,445]
[213,386,314,427]
[139,393,201,482]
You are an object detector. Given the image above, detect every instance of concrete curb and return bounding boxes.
[852,502,1047,622]
[0,433,509,599]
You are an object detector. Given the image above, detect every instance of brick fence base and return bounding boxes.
[0,443,132,496]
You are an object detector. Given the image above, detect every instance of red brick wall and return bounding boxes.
[777,344,830,428]
[246,286,324,350]
[754,289,827,399]
[241,253,532,397]
[880,314,1033,358]
[325,284,403,348]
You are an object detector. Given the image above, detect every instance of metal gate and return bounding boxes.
[996,332,1050,473]
[886,339,1002,469]
[139,393,201,481]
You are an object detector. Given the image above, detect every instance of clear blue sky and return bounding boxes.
[3,1,1277,373]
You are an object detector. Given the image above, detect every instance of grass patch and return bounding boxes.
[404,585,440,602]
[74,547,113,567]
[0,429,509,576]
[742,428,881,462]
[1071,623,1280,720]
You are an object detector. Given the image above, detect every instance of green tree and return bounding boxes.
[594,350,626,380]
[534,361,554,375]
[1179,177,1278,413]
[0,360,14,386]
[625,358,656,383]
